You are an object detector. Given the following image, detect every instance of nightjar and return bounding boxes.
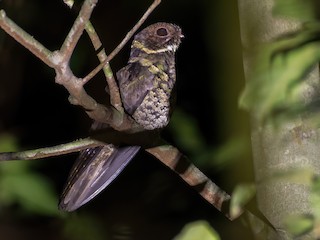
[117,22,183,130]
[59,23,183,212]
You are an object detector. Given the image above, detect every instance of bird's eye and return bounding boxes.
[156,27,168,36]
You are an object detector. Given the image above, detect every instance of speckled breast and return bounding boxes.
[132,87,171,130]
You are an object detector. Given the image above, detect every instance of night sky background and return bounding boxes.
[0,0,254,239]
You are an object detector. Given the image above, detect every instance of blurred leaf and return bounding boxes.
[311,176,320,193]
[196,136,249,170]
[244,211,270,237]
[173,220,220,240]
[0,134,60,216]
[273,0,320,21]
[284,214,314,237]
[239,25,320,122]
[63,214,107,240]
[311,177,320,219]
[170,109,249,170]
[0,160,31,174]
[0,172,60,216]
[0,134,19,152]
[268,167,314,185]
[0,134,32,173]
[230,183,256,219]
[169,109,206,154]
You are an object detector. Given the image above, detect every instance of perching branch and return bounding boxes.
[0,137,233,220]
[0,136,258,223]
[0,138,102,162]
[146,146,233,219]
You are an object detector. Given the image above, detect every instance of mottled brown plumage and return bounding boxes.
[59,23,183,212]
[117,22,183,130]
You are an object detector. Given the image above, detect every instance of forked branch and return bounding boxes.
[0,0,160,132]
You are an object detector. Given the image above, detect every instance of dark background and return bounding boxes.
[0,0,252,239]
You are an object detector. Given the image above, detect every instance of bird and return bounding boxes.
[117,22,183,130]
[58,23,183,211]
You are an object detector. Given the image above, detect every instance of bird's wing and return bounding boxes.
[117,62,156,115]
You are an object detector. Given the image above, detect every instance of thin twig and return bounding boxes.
[82,0,161,83]
[60,0,98,62]
[0,0,146,131]
[85,21,123,111]
[0,138,102,162]
[62,0,123,111]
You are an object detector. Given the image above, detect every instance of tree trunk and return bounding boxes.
[238,1,320,239]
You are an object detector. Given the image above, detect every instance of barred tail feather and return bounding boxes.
[59,145,140,212]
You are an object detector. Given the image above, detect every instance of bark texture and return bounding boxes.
[238,1,320,239]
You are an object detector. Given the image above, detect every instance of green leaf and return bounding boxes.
[230,183,256,219]
[194,136,249,171]
[173,221,220,240]
[244,211,271,236]
[312,177,320,191]
[0,134,31,173]
[239,26,320,122]
[283,214,314,237]
[169,109,206,154]
[269,167,314,185]
[310,177,320,219]
[0,134,60,216]
[0,160,35,174]
[0,172,60,216]
[0,134,19,152]
[273,0,320,21]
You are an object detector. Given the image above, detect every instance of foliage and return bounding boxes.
[239,0,320,123]
[283,214,314,237]
[0,134,60,216]
[170,109,249,170]
[239,0,320,238]
[173,220,220,240]
[169,109,206,155]
[280,172,320,238]
[273,0,320,21]
[230,183,255,219]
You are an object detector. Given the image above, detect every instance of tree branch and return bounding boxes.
[0,136,232,219]
[60,0,98,62]
[84,21,123,112]
[0,137,252,223]
[0,138,101,162]
[146,145,233,220]
[0,0,146,132]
